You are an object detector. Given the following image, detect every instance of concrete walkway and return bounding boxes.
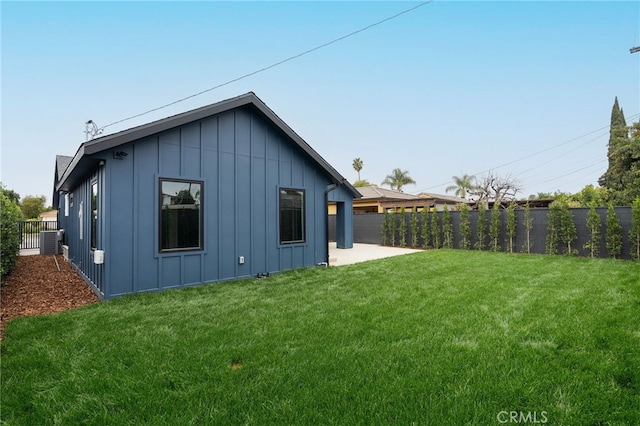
[329,242,422,266]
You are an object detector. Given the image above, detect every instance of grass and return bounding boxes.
[2,250,639,425]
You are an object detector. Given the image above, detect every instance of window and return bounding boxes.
[91,182,98,250]
[159,179,203,251]
[279,188,305,244]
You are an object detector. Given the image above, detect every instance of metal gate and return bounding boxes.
[19,221,58,249]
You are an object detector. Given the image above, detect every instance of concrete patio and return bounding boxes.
[328,242,422,266]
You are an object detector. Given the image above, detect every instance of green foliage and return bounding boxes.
[489,203,501,252]
[410,207,418,247]
[430,210,440,249]
[522,202,533,254]
[506,201,517,253]
[459,203,471,250]
[381,210,389,246]
[572,184,610,207]
[421,207,431,248]
[599,98,640,205]
[445,174,475,199]
[631,197,640,260]
[389,210,397,246]
[475,203,487,250]
[20,195,47,219]
[352,157,363,180]
[1,185,20,204]
[381,168,416,192]
[560,201,577,255]
[583,202,601,258]
[353,179,373,188]
[442,205,453,248]
[399,207,407,247]
[605,204,622,259]
[1,192,23,280]
[546,202,562,255]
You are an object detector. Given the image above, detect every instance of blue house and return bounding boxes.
[54,92,359,299]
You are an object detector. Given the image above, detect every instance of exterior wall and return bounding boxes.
[66,106,336,298]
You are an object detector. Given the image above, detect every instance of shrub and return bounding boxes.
[381,210,389,246]
[442,205,453,249]
[475,203,487,250]
[490,202,501,252]
[1,192,23,280]
[546,201,562,255]
[583,202,601,258]
[459,203,471,250]
[522,202,533,254]
[389,210,397,247]
[421,206,431,249]
[506,201,516,253]
[399,207,407,247]
[605,204,622,259]
[430,210,440,249]
[410,207,418,247]
[559,200,577,255]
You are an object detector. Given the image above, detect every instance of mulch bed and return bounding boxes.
[0,255,100,340]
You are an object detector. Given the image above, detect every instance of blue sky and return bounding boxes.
[2,1,639,205]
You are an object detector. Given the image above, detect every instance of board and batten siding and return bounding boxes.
[95,106,331,298]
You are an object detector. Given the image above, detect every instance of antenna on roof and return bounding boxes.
[85,120,103,141]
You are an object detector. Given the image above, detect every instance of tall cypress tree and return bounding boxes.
[599,97,635,204]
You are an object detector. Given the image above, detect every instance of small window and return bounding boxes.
[159,179,203,252]
[91,182,98,250]
[279,188,305,244]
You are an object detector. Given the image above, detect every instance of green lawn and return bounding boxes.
[2,250,639,425]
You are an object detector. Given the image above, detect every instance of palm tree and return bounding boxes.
[352,158,363,180]
[446,174,476,199]
[381,168,416,192]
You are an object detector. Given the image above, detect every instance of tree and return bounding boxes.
[381,168,416,192]
[20,195,47,219]
[546,201,562,255]
[421,206,431,248]
[430,210,440,249]
[599,98,640,205]
[459,203,471,250]
[445,174,475,199]
[1,185,20,204]
[470,171,521,204]
[442,205,453,248]
[410,207,419,247]
[522,202,533,254]
[605,204,622,259]
[584,202,601,258]
[353,179,373,188]
[381,209,390,246]
[399,206,407,247]
[475,203,487,250]
[489,202,502,252]
[559,200,577,255]
[572,184,609,207]
[1,191,23,280]
[506,200,517,253]
[352,158,363,181]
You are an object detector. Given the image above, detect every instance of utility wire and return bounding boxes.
[412,111,640,194]
[99,1,433,132]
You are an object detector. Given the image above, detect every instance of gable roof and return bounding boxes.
[52,155,74,206]
[55,92,359,198]
[356,186,422,201]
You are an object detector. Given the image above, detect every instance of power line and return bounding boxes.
[412,111,640,194]
[99,1,433,133]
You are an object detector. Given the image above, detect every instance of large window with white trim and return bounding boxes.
[279,188,305,244]
[159,179,203,251]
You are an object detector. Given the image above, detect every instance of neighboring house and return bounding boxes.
[54,92,359,299]
[329,186,469,214]
[39,210,58,222]
[417,192,470,211]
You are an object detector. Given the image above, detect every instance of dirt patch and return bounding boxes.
[0,255,100,340]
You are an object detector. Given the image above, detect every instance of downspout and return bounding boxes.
[324,182,340,265]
